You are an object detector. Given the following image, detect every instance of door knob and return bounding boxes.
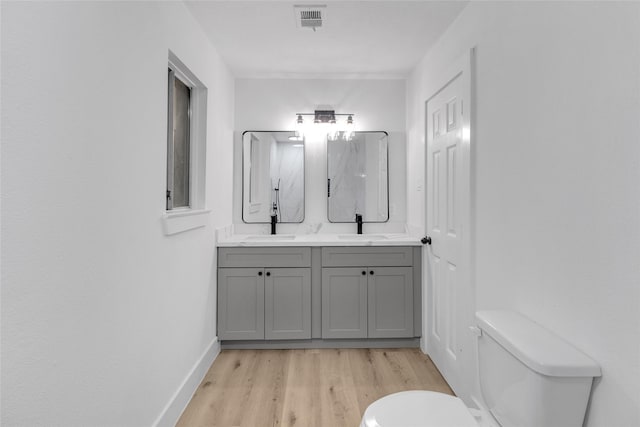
[266,271,271,277]
[258,271,263,276]
[421,236,432,245]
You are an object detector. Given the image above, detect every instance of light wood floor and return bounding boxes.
[177,348,453,427]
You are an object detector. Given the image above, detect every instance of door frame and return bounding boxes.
[422,47,476,404]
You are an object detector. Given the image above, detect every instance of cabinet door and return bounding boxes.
[264,268,311,340]
[321,268,368,339]
[368,267,414,338]
[218,268,264,340]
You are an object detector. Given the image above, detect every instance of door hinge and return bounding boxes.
[327,179,331,197]
[166,190,171,200]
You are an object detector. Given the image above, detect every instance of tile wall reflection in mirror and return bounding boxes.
[242,131,305,223]
[327,131,389,223]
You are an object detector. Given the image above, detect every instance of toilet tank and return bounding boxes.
[476,311,601,427]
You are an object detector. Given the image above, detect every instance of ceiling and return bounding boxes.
[184,1,468,78]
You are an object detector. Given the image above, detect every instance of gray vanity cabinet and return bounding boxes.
[321,247,415,339]
[367,267,414,338]
[321,268,368,338]
[218,268,265,340]
[217,247,312,341]
[264,268,311,340]
[218,245,420,345]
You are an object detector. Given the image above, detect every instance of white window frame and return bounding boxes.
[163,51,210,235]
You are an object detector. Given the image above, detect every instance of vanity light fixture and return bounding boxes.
[295,110,355,141]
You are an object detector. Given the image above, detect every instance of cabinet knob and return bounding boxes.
[258,271,263,276]
[370,271,374,275]
[362,271,366,275]
[266,271,271,277]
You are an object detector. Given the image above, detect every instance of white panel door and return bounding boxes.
[425,54,473,402]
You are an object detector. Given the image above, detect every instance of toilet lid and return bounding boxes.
[361,391,479,427]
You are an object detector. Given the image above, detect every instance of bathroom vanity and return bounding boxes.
[225,130,420,348]
[217,246,312,341]
[217,236,422,349]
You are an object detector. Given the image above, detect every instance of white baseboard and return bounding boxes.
[469,395,499,427]
[153,337,221,427]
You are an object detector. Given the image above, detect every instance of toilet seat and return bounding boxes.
[360,390,479,427]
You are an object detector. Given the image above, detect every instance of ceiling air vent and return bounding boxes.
[294,5,326,31]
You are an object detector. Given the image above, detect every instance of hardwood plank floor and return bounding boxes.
[177,348,453,427]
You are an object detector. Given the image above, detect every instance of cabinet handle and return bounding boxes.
[370,270,374,275]
[258,271,263,276]
[266,271,271,277]
[362,271,366,275]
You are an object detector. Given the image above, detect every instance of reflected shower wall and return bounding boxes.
[242,131,305,223]
[328,132,389,222]
[270,140,304,222]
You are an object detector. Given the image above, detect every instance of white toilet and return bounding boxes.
[360,310,601,427]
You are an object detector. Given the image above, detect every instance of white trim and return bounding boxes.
[469,395,500,427]
[152,338,221,427]
[168,53,204,90]
[162,209,211,235]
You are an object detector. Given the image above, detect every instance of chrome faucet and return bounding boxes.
[355,213,363,234]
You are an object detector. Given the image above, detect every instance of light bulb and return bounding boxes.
[295,114,304,138]
[344,115,354,140]
[328,118,338,141]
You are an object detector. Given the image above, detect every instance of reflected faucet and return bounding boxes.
[355,213,363,234]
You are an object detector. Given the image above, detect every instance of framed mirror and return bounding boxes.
[327,131,389,222]
[242,131,305,223]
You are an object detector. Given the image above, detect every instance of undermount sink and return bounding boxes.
[337,234,388,240]
[245,234,296,240]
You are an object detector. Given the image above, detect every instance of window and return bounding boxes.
[166,52,207,212]
[167,69,191,209]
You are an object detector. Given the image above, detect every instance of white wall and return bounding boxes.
[234,78,407,234]
[407,2,640,425]
[1,2,234,426]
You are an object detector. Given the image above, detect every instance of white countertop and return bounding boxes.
[217,233,423,247]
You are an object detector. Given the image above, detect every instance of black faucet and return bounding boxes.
[271,214,278,235]
[355,213,363,234]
